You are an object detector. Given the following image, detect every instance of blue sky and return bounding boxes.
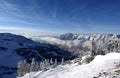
[0,0,120,35]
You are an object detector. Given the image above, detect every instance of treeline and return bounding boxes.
[17,58,64,77]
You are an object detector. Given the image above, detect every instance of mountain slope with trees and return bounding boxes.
[0,33,74,78]
[19,52,120,78]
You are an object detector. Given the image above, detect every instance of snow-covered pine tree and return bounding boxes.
[39,61,45,70]
[78,57,82,65]
[114,40,119,52]
[30,58,36,72]
[17,61,24,77]
[44,59,50,69]
[17,60,28,77]
[61,58,65,65]
[91,40,96,56]
[38,62,42,71]
[22,60,29,75]
[50,58,53,65]
[35,62,39,71]
[26,63,30,73]
[53,59,57,67]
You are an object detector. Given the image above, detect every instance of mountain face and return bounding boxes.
[59,33,118,41]
[59,33,74,40]
[0,33,74,78]
[0,33,35,67]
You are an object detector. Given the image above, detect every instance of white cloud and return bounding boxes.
[40,37,85,48]
[0,25,57,38]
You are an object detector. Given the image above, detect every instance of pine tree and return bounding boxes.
[22,60,28,75]
[44,59,50,69]
[61,58,64,65]
[38,62,42,71]
[17,61,24,77]
[26,63,30,73]
[78,57,81,65]
[91,40,96,56]
[34,62,39,71]
[50,58,53,65]
[39,61,45,70]
[53,59,57,67]
[30,58,36,72]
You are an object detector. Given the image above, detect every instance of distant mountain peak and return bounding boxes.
[59,33,118,40]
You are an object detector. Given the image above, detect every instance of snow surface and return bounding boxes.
[19,52,120,78]
[0,33,35,67]
[0,33,44,78]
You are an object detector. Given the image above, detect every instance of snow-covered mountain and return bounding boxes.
[0,33,36,67]
[0,33,37,78]
[59,33,118,41]
[38,33,120,58]
[19,52,120,78]
[0,33,74,78]
[1,33,120,78]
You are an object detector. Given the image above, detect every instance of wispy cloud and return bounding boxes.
[0,1,20,12]
[0,0,41,26]
[52,0,57,18]
[0,1,25,23]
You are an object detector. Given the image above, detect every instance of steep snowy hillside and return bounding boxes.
[0,33,74,78]
[0,33,37,78]
[19,52,120,78]
[0,33,36,67]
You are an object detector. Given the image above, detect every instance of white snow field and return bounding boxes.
[19,52,120,78]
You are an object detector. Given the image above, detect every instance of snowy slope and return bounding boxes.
[19,52,120,78]
[0,33,37,78]
[0,33,36,67]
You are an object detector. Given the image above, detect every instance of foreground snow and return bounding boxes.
[19,52,120,78]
